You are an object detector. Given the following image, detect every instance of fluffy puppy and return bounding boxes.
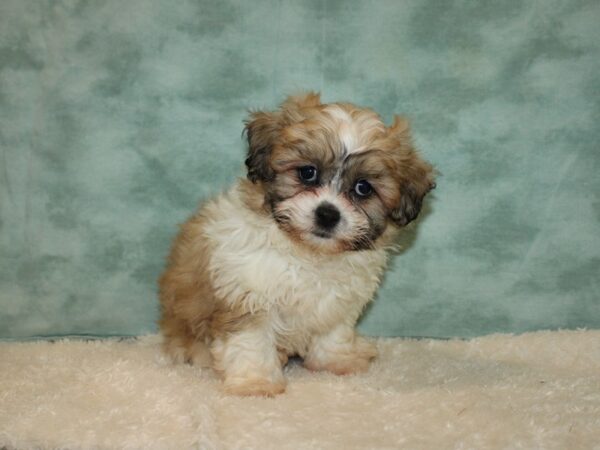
[159,93,435,396]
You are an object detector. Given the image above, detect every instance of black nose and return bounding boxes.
[315,202,341,230]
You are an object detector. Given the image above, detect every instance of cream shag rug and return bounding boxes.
[1,331,599,450]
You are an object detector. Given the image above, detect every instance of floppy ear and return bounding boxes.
[388,116,436,227]
[244,111,281,183]
[390,176,435,226]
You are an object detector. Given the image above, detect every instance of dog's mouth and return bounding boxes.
[311,230,333,239]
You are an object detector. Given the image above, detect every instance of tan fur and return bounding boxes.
[159,93,435,396]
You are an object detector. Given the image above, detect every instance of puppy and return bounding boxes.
[159,93,435,396]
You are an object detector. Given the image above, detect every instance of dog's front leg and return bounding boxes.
[211,322,286,396]
[304,324,377,375]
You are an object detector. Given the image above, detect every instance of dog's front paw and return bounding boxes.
[224,377,286,397]
[304,336,378,375]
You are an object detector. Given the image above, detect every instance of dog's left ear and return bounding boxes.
[388,116,436,227]
[244,110,282,183]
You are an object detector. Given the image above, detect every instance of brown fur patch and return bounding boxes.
[209,304,267,340]
[159,213,217,363]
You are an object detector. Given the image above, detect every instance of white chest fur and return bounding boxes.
[202,187,388,347]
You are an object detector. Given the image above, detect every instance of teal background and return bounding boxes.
[1,0,599,339]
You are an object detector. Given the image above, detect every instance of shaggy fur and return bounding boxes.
[1,331,599,449]
[159,93,435,396]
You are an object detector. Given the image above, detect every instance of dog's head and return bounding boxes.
[244,93,435,253]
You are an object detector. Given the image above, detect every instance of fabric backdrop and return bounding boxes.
[1,0,599,339]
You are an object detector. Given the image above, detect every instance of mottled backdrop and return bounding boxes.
[1,0,599,339]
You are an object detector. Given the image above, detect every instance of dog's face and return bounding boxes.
[244,93,435,253]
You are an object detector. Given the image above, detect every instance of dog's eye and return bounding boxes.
[353,179,373,197]
[298,165,318,184]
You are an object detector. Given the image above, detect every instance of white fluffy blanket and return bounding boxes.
[1,331,599,450]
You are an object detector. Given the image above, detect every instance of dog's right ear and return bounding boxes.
[244,111,282,183]
[386,116,436,227]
